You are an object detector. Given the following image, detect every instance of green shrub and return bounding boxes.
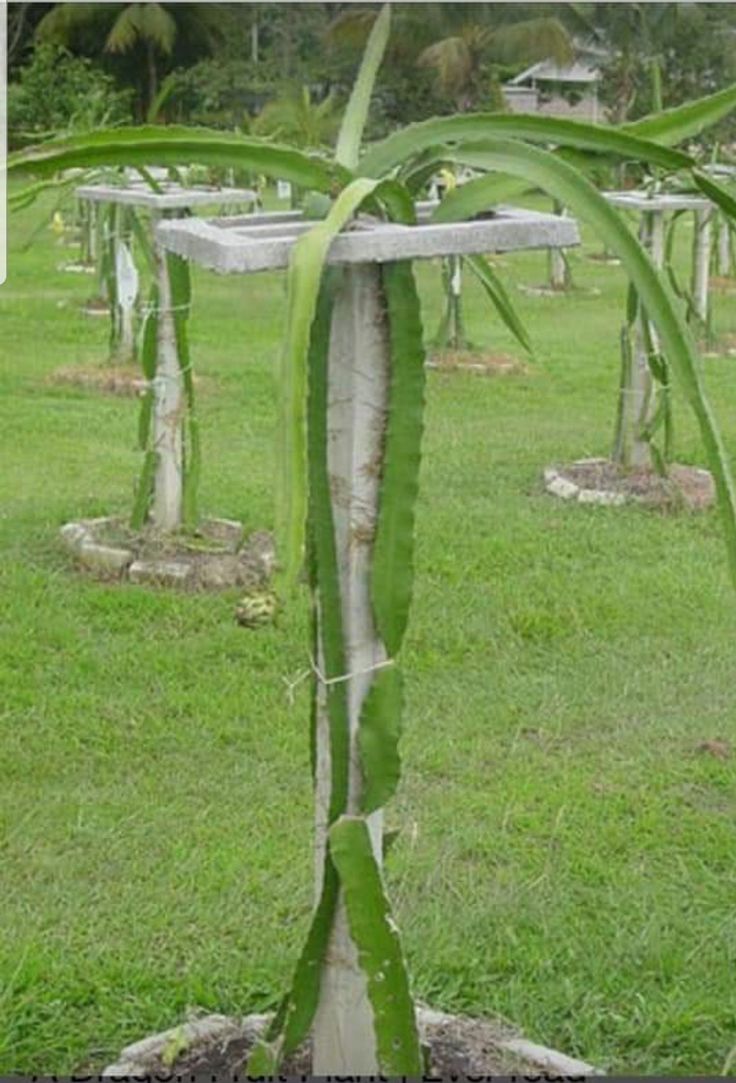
[8,44,133,149]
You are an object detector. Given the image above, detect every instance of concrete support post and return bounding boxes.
[448,254,464,347]
[151,211,184,532]
[717,214,732,277]
[619,211,665,470]
[692,206,713,324]
[548,201,568,290]
[111,205,138,365]
[312,265,388,1076]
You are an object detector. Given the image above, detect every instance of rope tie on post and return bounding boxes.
[282,656,395,707]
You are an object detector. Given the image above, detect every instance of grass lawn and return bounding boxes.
[2,182,736,1077]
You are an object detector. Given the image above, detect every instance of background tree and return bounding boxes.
[592,2,736,134]
[416,7,573,112]
[252,85,341,152]
[35,2,222,117]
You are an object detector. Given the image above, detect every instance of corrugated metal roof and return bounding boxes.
[509,59,600,86]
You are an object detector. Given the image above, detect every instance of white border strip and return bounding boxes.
[0,1,6,286]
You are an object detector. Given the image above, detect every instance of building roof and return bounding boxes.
[509,58,601,86]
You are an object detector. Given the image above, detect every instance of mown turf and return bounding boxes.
[1,183,736,1076]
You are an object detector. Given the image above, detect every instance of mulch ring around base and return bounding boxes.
[48,364,209,397]
[703,332,736,358]
[101,1008,602,1079]
[49,364,148,397]
[57,260,96,275]
[427,348,526,376]
[545,458,715,511]
[81,297,112,317]
[709,275,736,294]
[517,282,602,299]
[60,515,276,590]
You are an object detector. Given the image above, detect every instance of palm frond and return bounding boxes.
[325,5,378,50]
[106,2,176,55]
[487,16,574,67]
[36,3,120,44]
[417,37,473,99]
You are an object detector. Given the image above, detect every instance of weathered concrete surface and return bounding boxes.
[604,190,713,213]
[60,519,134,574]
[60,516,274,590]
[198,516,244,551]
[544,459,715,510]
[78,541,134,573]
[156,208,581,275]
[128,558,194,587]
[75,183,259,211]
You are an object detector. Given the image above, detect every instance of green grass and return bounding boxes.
[2,184,736,1076]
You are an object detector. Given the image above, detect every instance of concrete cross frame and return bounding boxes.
[155,206,580,1073]
[604,190,714,324]
[605,191,714,470]
[75,182,258,530]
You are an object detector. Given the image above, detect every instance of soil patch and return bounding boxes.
[60,515,275,591]
[49,364,209,398]
[427,349,526,376]
[49,364,148,397]
[81,297,112,317]
[545,458,715,511]
[518,282,602,299]
[101,1008,601,1078]
[709,275,736,293]
[586,252,621,266]
[58,260,96,275]
[704,332,736,357]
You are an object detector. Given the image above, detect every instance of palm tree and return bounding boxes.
[415,8,574,112]
[328,4,575,114]
[593,2,683,122]
[253,85,341,152]
[35,2,221,115]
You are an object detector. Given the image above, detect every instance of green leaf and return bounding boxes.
[137,285,158,453]
[359,113,691,179]
[401,146,530,203]
[432,139,736,586]
[278,176,380,589]
[329,816,422,1076]
[140,282,159,382]
[130,450,156,531]
[372,261,426,657]
[693,169,736,224]
[129,209,156,274]
[246,1040,279,1075]
[247,857,341,1073]
[9,171,94,211]
[137,390,154,455]
[359,666,403,815]
[463,252,533,354]
[306,269,350,823]
[623,82,736,147]
[9,126,345,196]
[166,253,199,529]
[335,3,391,171]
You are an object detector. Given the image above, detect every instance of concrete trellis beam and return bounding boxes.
[604,190,715,323]
[156,206,580,274]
